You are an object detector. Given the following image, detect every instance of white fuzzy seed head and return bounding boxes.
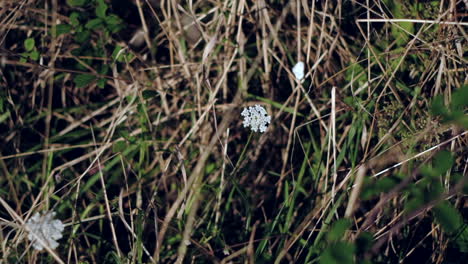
[241,105,271,133]
[292,61,305,81]
[26,211,64,251]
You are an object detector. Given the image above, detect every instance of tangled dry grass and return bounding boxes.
[0,0,467,263]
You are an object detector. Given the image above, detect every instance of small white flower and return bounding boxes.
[292,61,305,81]
[241,105,271,133]
[26,211,64,251]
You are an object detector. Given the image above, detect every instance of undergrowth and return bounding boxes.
[0,0,467,263]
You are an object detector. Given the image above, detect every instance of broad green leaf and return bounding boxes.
[433,201,463,234]
[56,24,72,36]
[85,18,103,30]
[404,187,424,213]
[97,78,106,88]
[452,84,468,110]
[433,151,454,174]
[104,14,122,25]
[327,218,352,242]
[320,241,355,264]
[205,163,216,174]
[74,74,96,88]
[19,53,28,63]
[433,201,468,252]
[99,64,109,75]
[96,0,108,18]
[356,232,374,254]
[74,30,90,43]
[112,45,124,61]
[375,177,398,192]
[452,112,468,128]
[429,83,467,128]
[125,52,135,61]
[430,96,447,116]
[423,181,443,202]
[70,12,81,27]
[105,15,124,33]
[29,50,39,61]
[0,111,10,124]
[420,166,438,179]
[24,38,35,52]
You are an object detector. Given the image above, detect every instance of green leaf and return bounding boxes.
[205,163,216,174]
[433,201,463,234]
[390,3,414,46]
[108,24,124,34]
[142,90,158,99]
[74,74,96,88]
[19,53,28,63]
[404,189,424,213]
[375,177,398,192]
[0,111,10,124]
[96,0,108,18]
[423,181,443,203]
[56,24,72,36]
[392,22,414,45]
[433,201,468,252]
[430,85,468,128]
[97,78,106,88]
[433,151,454,174]
[24,38,35,52]
[29,50,39,61]
[452,112,468,129]
[111,45,134,62]
[113,141,127,152]
[345,62,366,83]
[105,14,124,33]
[327,218,352,242]
[320,241,355,264]
[356,232,374,254]
[104,14,122,25]
[125,52,135,62]
[85,18,103,30]
[66,0,87,7]
[452,84,468,110]
[99,64,109,75]
[420,165,437,178]
[430,96,447,116]
[74,30,90,43]
[112,45,123,61]
[70,12,81,27]
[463,178,468,195]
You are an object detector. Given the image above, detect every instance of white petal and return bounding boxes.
[292,61,305,81]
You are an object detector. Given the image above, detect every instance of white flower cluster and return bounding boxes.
[26,211,64,251]
[241,105,271,133]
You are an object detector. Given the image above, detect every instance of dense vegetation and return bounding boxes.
[0,0,467,263]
